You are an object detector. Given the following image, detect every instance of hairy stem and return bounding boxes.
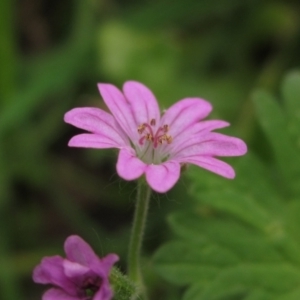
[128,179,151,299]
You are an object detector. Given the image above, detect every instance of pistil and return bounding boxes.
[137,119,173,149]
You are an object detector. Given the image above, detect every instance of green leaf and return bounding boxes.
[199,190,272,230]
[153,240,239,285]
[168,212,283,263]
[282,72,300,135]
[182,264,300,300]
[184,284,273,300]
[154,209,300,299]
[252,89,300,195]
[232,153,283,214]
[183,282,247,300]
[275,288,300,300]
[243,289,273,300]
[282,72,300,150]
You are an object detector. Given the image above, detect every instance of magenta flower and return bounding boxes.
[64,81,247,193]
[33,235,118,300]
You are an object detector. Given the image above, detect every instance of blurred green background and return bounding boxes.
[1,0,300,299]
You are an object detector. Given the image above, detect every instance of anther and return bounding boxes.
[137,124,145,134]
[158,135,167,144]
[145,133,153,141]
[163,124,169,132]
[150,119,156,126]
[166,135,173,144]
[137,120,173,147]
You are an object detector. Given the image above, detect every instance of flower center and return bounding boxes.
[136,119,173,164]
[81,277,102,300]
[137,119,173,148]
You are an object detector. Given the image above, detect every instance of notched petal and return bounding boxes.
[68,133,124,149]
[64,107,128,147]
[161,98,213,138]
[98,83,137,140]
[42,288,78,300]
[116,149,146,180]
[64,235,99,267]
[123,81,160,125]
[182,156,236,179]
[145,161,180,193]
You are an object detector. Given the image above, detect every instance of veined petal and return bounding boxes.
[92,254,118,300]
[172,132,247,158]
[63,260,89,278]
[179,156,235,179]
[42,288,78,300]
[33,256,76,295]
[166,120,230,154]
[161,98,212,138]
[98,83,138,141]
[100,254,119,274]
[64,107,126,137]
[64,107,128,146]
[64,236,99,267]
[116,149,146,180]
[33,256,64,285]
[190,120,230,134]
[123,81,160,125]
[145,161,180,193]
[94,281,113,300]
[68,133,125,149]
[91,253,119,277]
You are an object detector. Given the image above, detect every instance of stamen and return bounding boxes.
[163,124,169,132]
[139,136,146,145]
[137,120,173,148]
[166,135,173,144]
[137,124,145,134]
[158,135,167,144]
[145,133,153,142]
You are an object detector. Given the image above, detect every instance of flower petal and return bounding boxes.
[33,256,64,284]
[64,235,99,267]
[68,133,124,149]
[116,148,146,180]
[92,254,118,299]
[63,260,90,278]
[181,156,235,179]
[98,83,138,140]
[64,107,128,147]
[94,280,113,300]
[42,288,78,300]
[123,81,160,125]
[33,256,76,294]
[191,120,230,134]
[173,132,247,158]
[90,253,119,277]
[100,254,119,274]
[166,120,230,154]
[145,161,180,193]
[161,98,212,138]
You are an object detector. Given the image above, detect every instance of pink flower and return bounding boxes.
[33,235,118,300]
[64,81,247,193]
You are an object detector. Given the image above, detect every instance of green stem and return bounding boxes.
[128,179,151,299]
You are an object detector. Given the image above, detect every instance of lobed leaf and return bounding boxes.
[153,240,239,285]
[282,72,300,142]
[252,89,300,196]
